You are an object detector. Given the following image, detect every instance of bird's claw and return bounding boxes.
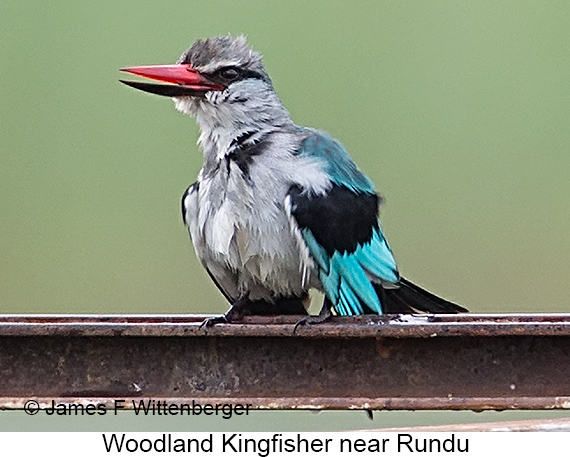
[199,315,229,331]
[293,306,332,335]
[293,316,313,335]
[199,298,248,332]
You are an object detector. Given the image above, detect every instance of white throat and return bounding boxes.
[173,79,293,167]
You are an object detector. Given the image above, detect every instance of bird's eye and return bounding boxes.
[219,67,240,81]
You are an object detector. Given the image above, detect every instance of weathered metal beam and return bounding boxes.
[1,313,570,411]
[379,418,570,432]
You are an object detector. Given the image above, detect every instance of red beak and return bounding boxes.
[120,64,224,97]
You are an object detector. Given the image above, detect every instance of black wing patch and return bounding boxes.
[288,184,380,256]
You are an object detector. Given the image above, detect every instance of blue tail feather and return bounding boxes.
[353,229,399,284]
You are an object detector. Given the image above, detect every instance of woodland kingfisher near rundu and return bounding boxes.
[120,35,467,326]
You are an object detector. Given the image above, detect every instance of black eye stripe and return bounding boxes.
[207,67,267,85]
[240,69,265,80]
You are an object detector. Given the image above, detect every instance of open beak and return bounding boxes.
[119,64,224,97]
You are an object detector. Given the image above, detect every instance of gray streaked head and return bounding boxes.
[177,35,271,84]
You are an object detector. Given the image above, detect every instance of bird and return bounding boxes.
[120,35,467,325]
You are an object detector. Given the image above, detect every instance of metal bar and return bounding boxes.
[1,314,570,411]
[377,418,570,432]
[2,313,570,337]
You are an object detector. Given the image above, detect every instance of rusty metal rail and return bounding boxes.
[1,313,570,411]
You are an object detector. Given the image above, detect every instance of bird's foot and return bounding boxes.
[293,304,332,334]
[199,294,250,331]
[199,314,229,330]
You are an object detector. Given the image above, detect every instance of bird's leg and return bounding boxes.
[200,293,250,329]
[293,298,332,334]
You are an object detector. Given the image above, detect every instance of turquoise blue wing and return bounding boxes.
[288,131,399,315]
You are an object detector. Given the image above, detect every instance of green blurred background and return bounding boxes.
[1,0,570,431]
